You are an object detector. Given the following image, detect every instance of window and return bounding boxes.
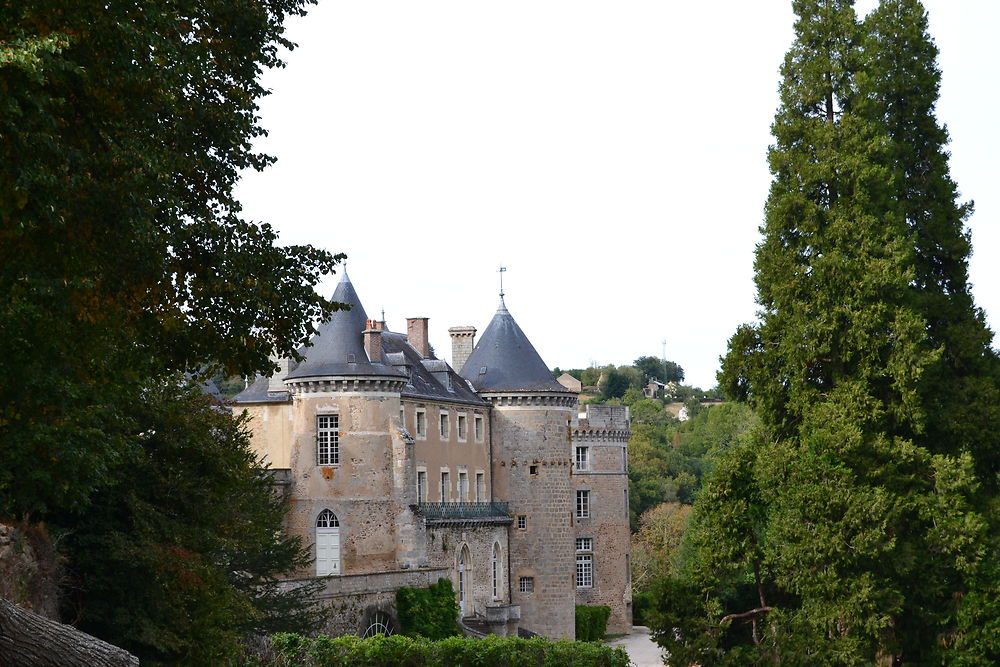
[517,515,527,530]
[457,414,467,440]
[474,415,484,442]
[576,490,591,518]
[529,465,538,476]
[519,576,534,593]
[622,446,627,472]
[315,509,341,576]
[476,472,485,502]
[317,415,339,465]
[624,488,629,513]
[492,543,501,599]
[417,470,427,502]
[576,554,593,588]
[575,446,590,471]
[440,471,450,502]
[576,537,593,552]
[440,412,449,440]
[416,410,426,438]
[458,471,468,502]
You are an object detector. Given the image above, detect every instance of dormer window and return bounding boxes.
[346,353,356,363]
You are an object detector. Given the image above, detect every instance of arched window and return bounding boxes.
[457,545,471,616]
[316,510,341,576]
[492,542,502,600]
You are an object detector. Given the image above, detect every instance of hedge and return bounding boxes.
[269,633,629,667]
[395,578,461,639]
[575,605,612,642]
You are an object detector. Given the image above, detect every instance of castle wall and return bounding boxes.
[573,405,632,634]
[403,400,491,503]
[282,383,425,577]
[489,395,577,639]
[425,524,509,617]
[240,402,293,469]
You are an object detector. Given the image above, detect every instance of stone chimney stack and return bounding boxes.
[406,317,430,358]
[267,355,291,393]
[448,326,477,374]
[364,319,384,363]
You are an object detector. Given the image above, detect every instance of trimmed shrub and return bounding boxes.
[632,592,653,627]
[575,605,612,642]
[395,578,461,639]
[269,633,630,667]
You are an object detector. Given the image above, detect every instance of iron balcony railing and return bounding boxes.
[417,501,510,520]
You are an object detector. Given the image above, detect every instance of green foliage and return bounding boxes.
[395,578,461,640]
[0,0,343,519]
[627,403,756,530]
[633,356,684,384]
[683,1,1000,662]
[268,632,630,666]
[574,605,612,642]
[57,381,325,665]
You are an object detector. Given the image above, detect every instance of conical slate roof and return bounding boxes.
[285,271,405,380]
[459,298,573,393]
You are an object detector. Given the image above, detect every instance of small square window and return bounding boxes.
[519,576,534,593]
[576,537,593,552]
[517,515,527,530]
[529,465,538,476]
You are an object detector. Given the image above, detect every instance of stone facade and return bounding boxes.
[572,404,633,634]
[233,275,631,640]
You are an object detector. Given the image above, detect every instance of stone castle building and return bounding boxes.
[233,272,632,638]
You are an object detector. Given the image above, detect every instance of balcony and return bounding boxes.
[416,502,511,525]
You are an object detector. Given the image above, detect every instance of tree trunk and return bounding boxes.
[0,598,138,667]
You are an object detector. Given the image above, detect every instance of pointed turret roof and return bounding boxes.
[459,297,573,393]
[284,271,405,380]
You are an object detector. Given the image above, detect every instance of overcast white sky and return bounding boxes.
[235,1,1000,389]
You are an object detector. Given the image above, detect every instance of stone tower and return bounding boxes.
[459,298,578,639]
[268,272,423,575]
[573,404,633,633]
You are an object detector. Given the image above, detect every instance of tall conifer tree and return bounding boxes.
[651,1,995,663]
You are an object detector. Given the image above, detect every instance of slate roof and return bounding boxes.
[458,297,573,394]
[233,271,482,405]
[381,331,486,406]
[284,271,405,381]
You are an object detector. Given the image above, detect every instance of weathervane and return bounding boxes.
[498,265,507,299]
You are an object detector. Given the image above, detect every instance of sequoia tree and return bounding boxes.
[0,0,342,517]
[655,1,996,663]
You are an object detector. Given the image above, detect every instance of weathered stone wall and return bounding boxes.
[573,404,632,634]
[425,523,509,617]
[304,567,451,637]
[490,398,577,639]
[283,387,425,576]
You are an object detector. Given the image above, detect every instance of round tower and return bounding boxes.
[280,271,422,575]
[459,298,578,639]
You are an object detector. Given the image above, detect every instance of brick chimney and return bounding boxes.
[448,326,476,374]
[406,317,430,358]
[363,319,384,363]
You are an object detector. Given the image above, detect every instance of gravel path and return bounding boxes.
[606,626,665,667]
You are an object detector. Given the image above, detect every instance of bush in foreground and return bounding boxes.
[267,632,629,667]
